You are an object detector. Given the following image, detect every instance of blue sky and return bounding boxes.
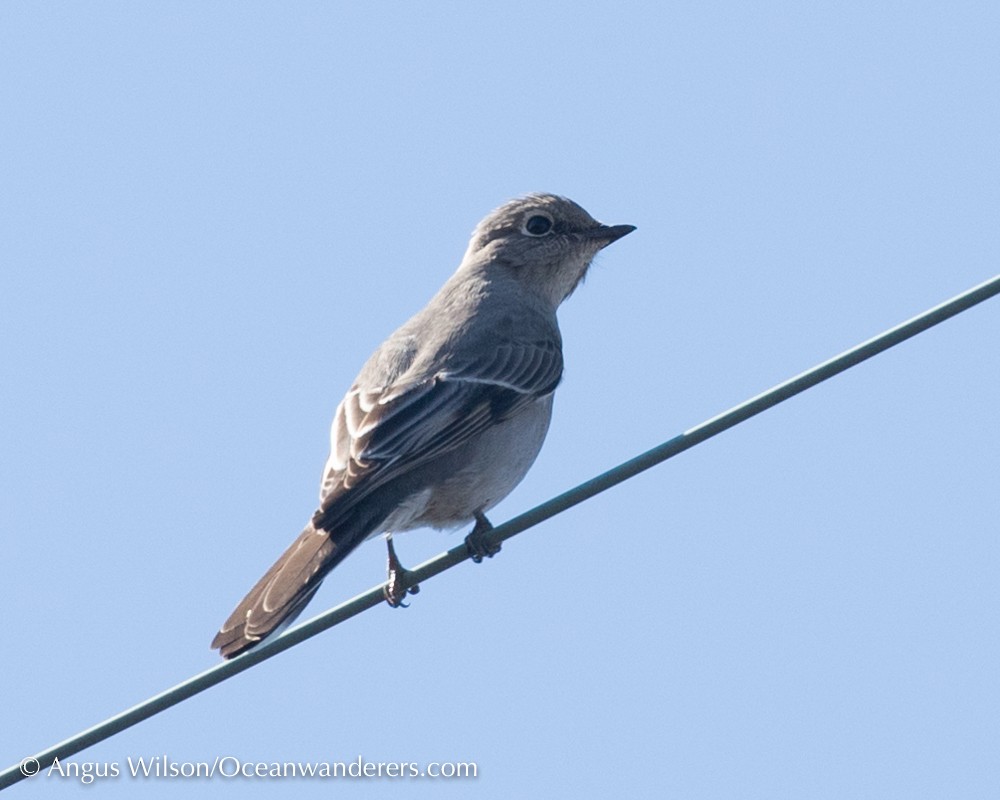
[2,3,999,798]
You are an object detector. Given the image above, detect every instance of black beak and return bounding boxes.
[587,223,636,246]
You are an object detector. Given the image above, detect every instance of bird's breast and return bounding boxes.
[383,394,554,533]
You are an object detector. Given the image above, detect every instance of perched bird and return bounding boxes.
[211,193,634,658]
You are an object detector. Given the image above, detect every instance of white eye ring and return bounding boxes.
[522,213,554,236]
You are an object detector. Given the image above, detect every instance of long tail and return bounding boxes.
[211,521,367,658]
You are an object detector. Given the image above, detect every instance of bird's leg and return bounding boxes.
[384,534,420,608]
[465,511,501,563]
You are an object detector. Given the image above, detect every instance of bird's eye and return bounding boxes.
[522,214,554,236]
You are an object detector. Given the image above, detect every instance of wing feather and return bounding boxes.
[317,338,561,514]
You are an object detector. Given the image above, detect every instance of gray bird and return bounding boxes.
[211,193,634,658]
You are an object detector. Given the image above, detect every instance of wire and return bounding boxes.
[3,273,999,791]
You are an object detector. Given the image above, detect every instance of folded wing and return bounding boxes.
[318,337,563,520]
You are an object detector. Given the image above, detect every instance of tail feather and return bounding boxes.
[211,522,363,658]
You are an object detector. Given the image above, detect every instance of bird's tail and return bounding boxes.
[210,520,367,659]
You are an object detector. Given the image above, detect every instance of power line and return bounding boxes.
[3,273,999,791]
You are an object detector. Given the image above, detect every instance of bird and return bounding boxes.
[211,193,635,658]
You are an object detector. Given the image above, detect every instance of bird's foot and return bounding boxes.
[465,512,501,563]
[384,535,420,608]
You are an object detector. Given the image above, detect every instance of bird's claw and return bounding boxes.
[465,513,501,563]
[384,536,420,608]
[384,576,419,608]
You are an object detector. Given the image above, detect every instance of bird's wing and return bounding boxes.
[318,337,562,514]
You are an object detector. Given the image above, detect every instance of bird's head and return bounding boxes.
[460,193,635,307]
